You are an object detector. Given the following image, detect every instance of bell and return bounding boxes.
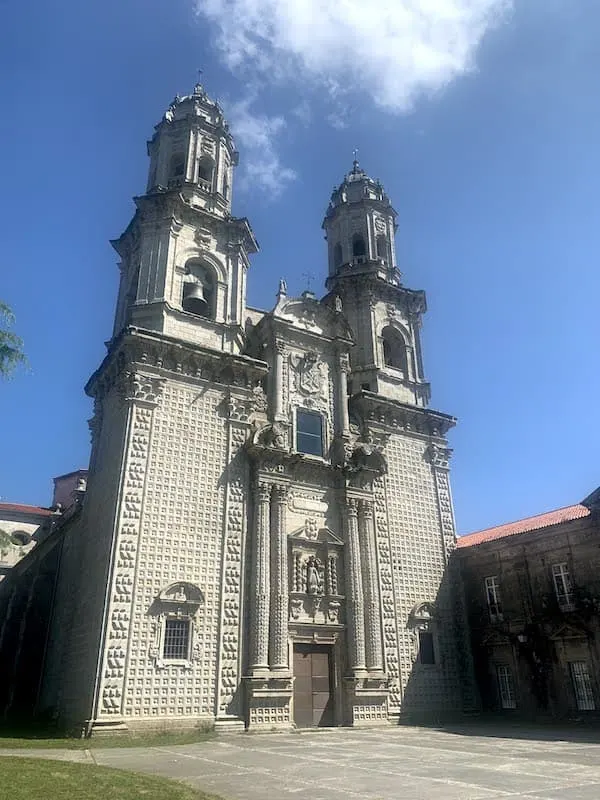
[182,280,209,316]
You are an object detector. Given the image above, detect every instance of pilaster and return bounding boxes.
[91,372,164,734]
[248,480,271,674]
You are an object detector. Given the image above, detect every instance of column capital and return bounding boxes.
[256,480,272,501]
[271,483,289,502]
[345,498,360,517]
[359,498,374,514]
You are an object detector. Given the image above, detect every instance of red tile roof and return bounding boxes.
[0,503,54,517]
[457,503,591,549]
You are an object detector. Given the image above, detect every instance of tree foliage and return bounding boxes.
[0,301,27,378]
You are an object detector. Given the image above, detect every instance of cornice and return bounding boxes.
[85,326,268,400]
[349,391,456,438]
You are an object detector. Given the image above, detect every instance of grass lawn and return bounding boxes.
[0,756,221,800]
[0,729,216,749]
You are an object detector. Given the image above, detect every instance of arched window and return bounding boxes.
[376,234,387,261]
[170,153,185,179]
[182,261,216,319]
[197,156,214,189]
[352,234,366,258]
[333,242,343,267]
[382,326,408,374]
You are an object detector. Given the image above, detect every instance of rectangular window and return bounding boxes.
[485,576,503,621]
[163,618,190,660]
[552,563,574,610]
[296,410,324,457]
[496,665,516,709]
[570,661,596,711]
[418,630,435,665]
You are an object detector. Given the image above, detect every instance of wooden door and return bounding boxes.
[293,644,334,727]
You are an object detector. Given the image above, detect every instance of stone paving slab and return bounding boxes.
[4,726,600,798]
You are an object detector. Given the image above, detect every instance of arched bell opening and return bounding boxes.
[382,325,409,375]
[197,156,214,190]
[352,233,366,258]
[182,261,216,319]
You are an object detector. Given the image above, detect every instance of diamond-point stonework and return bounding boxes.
[0,83,475,735]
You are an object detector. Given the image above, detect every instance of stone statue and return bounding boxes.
[306,556,322,595]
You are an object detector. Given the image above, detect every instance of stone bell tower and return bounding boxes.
[323,159,428,407]
[111,81,257,355]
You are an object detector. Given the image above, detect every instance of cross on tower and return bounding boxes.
[301,271,315,292]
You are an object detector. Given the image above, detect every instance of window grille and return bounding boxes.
[296,410,324,457]
[570,661,596,711]
[496,665,516,709]
[163,618,190,660]
[552,563,574,610]
[485,576,503,621]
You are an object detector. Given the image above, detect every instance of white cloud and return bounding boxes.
[227,99,297,196]
[197,0,511,112]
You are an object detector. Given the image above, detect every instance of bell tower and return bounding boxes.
[111,82,257,354]
[323,160,430,407]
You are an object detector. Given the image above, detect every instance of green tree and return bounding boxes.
[0,301,27,378]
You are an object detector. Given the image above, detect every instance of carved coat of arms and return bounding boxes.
[291,352,326,396]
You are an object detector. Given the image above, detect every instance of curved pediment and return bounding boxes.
[158,581,204,605]
[273,293,353,341]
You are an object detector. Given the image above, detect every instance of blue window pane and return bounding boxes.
[297,411,323,456]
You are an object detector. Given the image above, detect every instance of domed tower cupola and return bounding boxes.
[146,81,237,217]
[323,157,399,286]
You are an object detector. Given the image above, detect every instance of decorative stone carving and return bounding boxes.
[348,432,388,475]
[291,351,326,396]
[118,372,165,406]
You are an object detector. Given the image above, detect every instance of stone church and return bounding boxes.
[0,83,475,734]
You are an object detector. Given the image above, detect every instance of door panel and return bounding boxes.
[293,644,334,727]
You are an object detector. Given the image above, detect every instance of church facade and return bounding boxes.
[0,84,475,734]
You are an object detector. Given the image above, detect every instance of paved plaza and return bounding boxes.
[5,725,600,799]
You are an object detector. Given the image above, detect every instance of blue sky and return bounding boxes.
[1,0,599,534]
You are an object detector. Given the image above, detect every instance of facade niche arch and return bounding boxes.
[352,233,366,258]
[197,156,214,189]
[382,325,409,375]
[182,259,216,319]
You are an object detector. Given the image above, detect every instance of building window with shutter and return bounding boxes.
[496,664,517,709]
[485,576,503,621]
[570,661,596,711]
[552,562,575,611]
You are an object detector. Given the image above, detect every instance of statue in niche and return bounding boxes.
[305,556,324,595]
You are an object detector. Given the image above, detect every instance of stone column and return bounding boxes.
[359,499,384,672]
[273,341,285,421]
[249,480,271,672]
[270,484,289,672]
[344,498,366,673]
[337,351,350,436]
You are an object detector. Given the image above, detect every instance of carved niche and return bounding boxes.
[289,524,344,625]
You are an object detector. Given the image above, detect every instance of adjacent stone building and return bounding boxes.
[458,490,600,718]
[0,83,475,734]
